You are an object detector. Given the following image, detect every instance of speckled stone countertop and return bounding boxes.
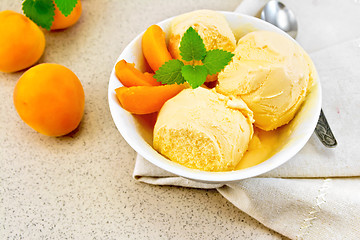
[0,0,285,239]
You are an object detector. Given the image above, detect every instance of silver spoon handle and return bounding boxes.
[314,109,337,147]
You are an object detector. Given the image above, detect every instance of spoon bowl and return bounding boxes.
[261,0,298,39]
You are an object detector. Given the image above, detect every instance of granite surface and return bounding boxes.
[0,0,286,239]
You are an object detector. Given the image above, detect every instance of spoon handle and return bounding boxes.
[314,109,337,147]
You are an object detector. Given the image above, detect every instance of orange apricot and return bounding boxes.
[142,25,173,72]
[51,0,82,30]
[115,60,161,87]
[0,10,45,73]
[13,63,85,136]
[115,84,184,115]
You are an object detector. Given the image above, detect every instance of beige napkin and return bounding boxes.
[133,0,360,239]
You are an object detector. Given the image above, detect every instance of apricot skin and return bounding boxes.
[13,63,85,136]
[51,0,82,30]
[0,10,45,73]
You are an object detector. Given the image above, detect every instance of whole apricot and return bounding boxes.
[51,0,82,30]
[14,63,85,136]
[0,10,45,73]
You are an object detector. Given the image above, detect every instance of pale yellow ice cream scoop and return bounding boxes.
[169,10,236,59]
[153,87,254,172]
[216,31,314,131]
[169,10,236,82]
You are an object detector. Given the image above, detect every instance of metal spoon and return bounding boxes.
[261,0,298,38]
[260,0,337,147]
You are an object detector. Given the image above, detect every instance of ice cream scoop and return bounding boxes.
[169,10,236,59]
[216,30,314,131]
[168,10,236,82]
[153,87,254,172]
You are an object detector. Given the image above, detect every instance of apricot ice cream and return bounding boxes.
[153,87,254,172]
[217,31,314,131]
[168,10,236,82]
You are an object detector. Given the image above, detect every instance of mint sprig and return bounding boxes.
[154,27,234,89]
[154,60,185,85]
[181,65,208,89]
[22,0,78,30]
[203,49,234,75]
[179,27,207,61]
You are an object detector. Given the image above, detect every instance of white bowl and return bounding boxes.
[108,11,321,183]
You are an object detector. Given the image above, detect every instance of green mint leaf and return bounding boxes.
[154,60,186,85]
[179,27,206,61]
[54,0,78,17]
[202,49,234,75]
[181,65,207,89]
[22,0,55,30]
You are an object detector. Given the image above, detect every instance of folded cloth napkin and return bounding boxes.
[133,0,360,239]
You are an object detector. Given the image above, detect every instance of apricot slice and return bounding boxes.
[142,25,172,72]
[115,60,161,87]
[115,84,184,114]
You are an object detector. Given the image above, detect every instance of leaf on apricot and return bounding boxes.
[54,0,78,17]
[22,0,55,30]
